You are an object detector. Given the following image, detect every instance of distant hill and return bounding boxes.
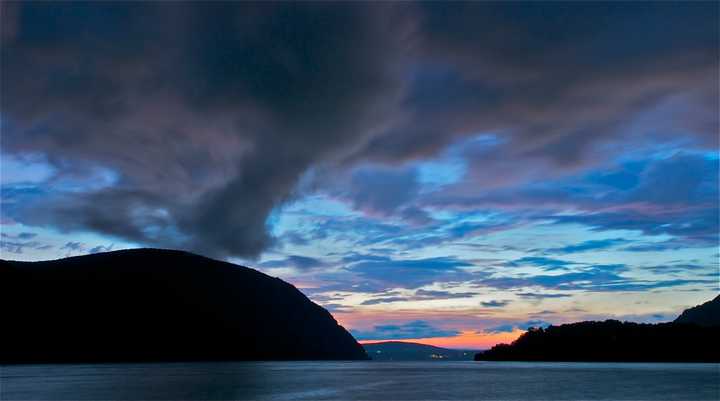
[1,249,368,363]
[674,295,720,327]
[475,296,720,362]
[363,341,478,361]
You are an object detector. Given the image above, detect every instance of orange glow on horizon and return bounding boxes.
[359,329,524,350]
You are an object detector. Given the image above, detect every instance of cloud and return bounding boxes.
[346,255,474,290]
[360,297,411,306]
[544,238,628,254]
[88,244,114,254]
[2,2,412,259]
[414,289,475,299]
[0,237,53,255]
[321,166,430,223]
[57,241,86,256]
[360,288,476,305]
[260,255,325,270]
[321,303,353,314]
[516,293,572,300]
[1,232,37,240]
[641,263,710,275]
[60,241,84,252]
[424,152,718,251]
[548,154,719,244]
[351,320,460,340]
[621,235,719,252]
[356,2,717,171]
[2,3,716,261]
[477,263,714,293]
[506,256,576,271]
[481,300,510,308]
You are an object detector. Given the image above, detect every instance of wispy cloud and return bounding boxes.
[360,289,476,305]
[480,300,511,308]
[352,320,460,340]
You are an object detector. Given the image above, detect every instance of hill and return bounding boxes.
[674,295,720,326]
[475,296,720,362]
[0,249,368,363]
[363,341,478,361]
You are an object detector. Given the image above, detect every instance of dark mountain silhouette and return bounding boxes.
[1,249,368,363]
[363,341,479,361]
[674,295,720,326]
[475,296,720,362]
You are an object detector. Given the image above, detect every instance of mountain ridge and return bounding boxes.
[363,341,479,361]
[1,248,369,363]
[474,295,720,362]
[673,295,720,326]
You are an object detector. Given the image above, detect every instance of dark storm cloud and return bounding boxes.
[1,2,413,258]
[318,165,434,225]
[2,2,717,259]
[356,2,718,166]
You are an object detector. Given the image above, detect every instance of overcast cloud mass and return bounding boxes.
[1,2,717,348]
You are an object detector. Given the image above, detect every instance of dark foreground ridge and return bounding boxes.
[475,295,720,362]
[1,249,369,363]
[674,295,720,327]
[363,341,478,361]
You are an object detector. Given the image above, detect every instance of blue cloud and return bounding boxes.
[548,154,718,245]
[360,297,411,306]
[479,264,714,292]
[586,161,644,190]
[517,293,572,299]
[481,300,510,308]
[422,153,718,252]
[88,244,114,254]
[623,238,715,252]
[545,238,628,254]
[260,255,325,270]
[321,304,353,314]
[351,320,460,340]
[642,264,710,275]
[347,255,474,289]
[506,256,576,271]
[360,289,476,305]
[414,289,476,300]
[0,238,53,254]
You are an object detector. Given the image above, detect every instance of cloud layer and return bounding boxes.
[3,2,717,259]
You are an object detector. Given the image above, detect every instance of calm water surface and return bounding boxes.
[2,361,718,400]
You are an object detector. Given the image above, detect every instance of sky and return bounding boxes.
[1,2,718,349]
